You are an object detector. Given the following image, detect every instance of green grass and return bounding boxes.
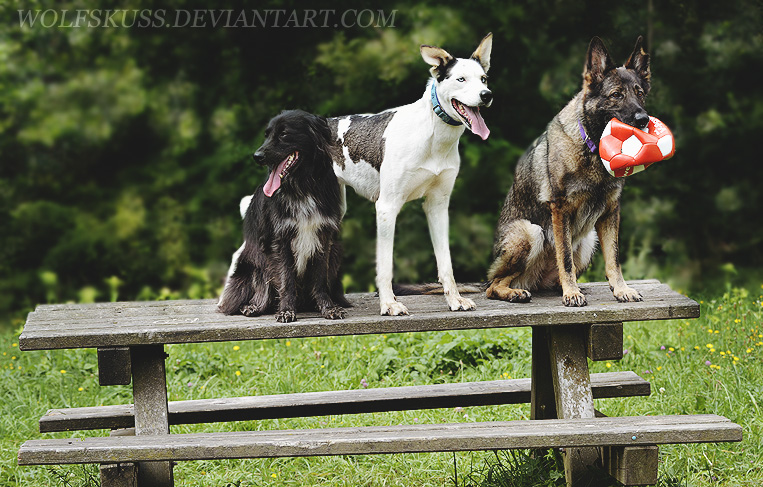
[1,286,761,486]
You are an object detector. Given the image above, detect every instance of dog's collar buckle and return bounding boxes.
[430,83,462,127]
[578,119,598,153]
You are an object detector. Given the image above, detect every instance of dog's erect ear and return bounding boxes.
[625,36,651,88]
[471,33,493,73]
[584,36,616,86]
[420,45,455,79]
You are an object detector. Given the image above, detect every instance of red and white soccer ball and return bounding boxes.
[599,116,675,177]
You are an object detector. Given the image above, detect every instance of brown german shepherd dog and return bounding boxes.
[487,37,651,307]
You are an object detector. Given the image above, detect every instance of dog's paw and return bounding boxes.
[380,300,409,316]
[613,286,643,303]
[275,310,297,323]
[486,285,532,303]
[240,304,264,317]
[486,282,532,303]
[448,296,476,312]
[562,290,587,307]
[322,306,346,320]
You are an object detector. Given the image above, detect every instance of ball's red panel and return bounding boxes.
[610,119,634,140]
[599,136,622,161]
[636,143,663,164]
[609,153,635,171]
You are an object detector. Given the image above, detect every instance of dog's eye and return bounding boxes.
[481,76,488,84]
[279,132,288,139]
[457,77,465,82]
[610,91,624,100]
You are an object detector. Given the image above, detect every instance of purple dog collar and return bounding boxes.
[578,119,598,153]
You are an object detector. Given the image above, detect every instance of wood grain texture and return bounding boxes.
[547,326,600,486]
[130,346,173,486]
[99,463,136,487]
[604,445,659,485]
[587,323,624,362]
[97,348,132,386]
[19,281,699,351]
[39,372,651,432]
[18,415,741,465]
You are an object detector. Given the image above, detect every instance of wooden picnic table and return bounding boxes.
[17,280,742,487]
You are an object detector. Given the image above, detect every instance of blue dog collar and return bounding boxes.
[578,119,598,153]
[430,83,462,126]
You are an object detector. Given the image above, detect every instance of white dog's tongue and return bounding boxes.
[464,106,490,140]
[263,156,290,197]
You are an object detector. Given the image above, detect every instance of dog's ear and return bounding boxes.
[471,33,493,73]
[584,36,616,86]
[305,114,332,160]
[625,36,651,90]
[420,45,455,79]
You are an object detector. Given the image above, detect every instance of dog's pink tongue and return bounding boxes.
[464,106,489,140]
[263,157,290,197]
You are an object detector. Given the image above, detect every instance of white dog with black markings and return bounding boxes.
[328,33,494,316]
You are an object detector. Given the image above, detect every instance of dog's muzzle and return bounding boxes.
[252,151,265,165]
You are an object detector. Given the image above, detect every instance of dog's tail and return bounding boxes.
[391,282,485,296]
[239,195,252,219]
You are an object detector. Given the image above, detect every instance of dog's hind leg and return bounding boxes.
[218,258,258,315]
[422,189,476,312]
[486,219,543,303]
[375,197,409,316]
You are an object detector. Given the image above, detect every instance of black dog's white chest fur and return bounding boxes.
[280,195,338,276]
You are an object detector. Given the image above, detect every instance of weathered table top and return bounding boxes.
[20,280,698,351]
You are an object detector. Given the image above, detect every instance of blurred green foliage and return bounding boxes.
[1,0,761,321]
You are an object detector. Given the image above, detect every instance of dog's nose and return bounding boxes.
[252,151,265,164]
[480,90,493,104]
[633,112,649,129]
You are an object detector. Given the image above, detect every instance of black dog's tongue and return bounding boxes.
[263,156,290,197]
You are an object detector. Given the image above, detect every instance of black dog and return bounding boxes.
[218,110,349,322]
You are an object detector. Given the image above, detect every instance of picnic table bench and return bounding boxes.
[17,279,742,487]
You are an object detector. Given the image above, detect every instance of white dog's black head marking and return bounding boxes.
[253,110,333,197]
[421,33,493,140]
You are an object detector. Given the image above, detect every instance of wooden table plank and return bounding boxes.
[20,281,698,350]
[40,371,651,432]
[18,415,742,465]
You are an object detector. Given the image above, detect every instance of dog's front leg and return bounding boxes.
[423,192,475,312]
[550,202,587,307]
[595,206,642,303]
[310,242,347,320]
[274,242,298,323]
[376,199,408,316]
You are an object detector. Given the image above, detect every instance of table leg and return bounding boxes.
[131,345,174,487]
[547,325,600,487]
[530,326,556,420]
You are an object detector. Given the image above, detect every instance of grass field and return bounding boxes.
[1,286,761,486]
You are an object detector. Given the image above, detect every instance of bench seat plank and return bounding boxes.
[40,371,650,432]
[19,414,742,465]
[20,281,698,351]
